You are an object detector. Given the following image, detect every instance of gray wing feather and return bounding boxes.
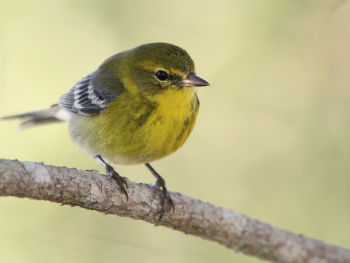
[59,72,119,116]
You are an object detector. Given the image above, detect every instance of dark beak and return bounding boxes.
[181,73,210,87]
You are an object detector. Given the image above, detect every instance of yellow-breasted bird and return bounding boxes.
[3,42,209,217]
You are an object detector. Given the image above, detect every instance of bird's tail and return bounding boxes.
[2,104,65,130]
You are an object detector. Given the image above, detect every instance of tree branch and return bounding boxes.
[0,158,349,263]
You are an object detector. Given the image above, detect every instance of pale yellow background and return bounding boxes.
[0,1,350,262]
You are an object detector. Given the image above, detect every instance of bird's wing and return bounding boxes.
[59,72,121,116]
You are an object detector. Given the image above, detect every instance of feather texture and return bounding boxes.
[59,73,119,116]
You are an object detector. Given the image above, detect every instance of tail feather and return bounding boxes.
[2,104,63,130]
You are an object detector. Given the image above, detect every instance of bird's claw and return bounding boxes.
[152,178,174,220]
[111,173,129,200]
[103,162,128,200]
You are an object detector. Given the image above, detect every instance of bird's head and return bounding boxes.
[127,43,209,95]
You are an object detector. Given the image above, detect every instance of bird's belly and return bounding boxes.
[108,107,198,164]
[69,95,199,165]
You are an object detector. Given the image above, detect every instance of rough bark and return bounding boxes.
[0,158,349,263]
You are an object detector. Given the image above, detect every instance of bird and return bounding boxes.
[3,42,209,218]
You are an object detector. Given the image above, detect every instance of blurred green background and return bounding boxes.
[1,0,350,262]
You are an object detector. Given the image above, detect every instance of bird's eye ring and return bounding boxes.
[155,70,169,81]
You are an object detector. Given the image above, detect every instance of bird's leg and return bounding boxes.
[145,163,174,219]
[95,155,128,199]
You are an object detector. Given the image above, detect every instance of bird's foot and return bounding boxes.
[105,164,128,199]
[95,155,128,200]
[152,176,174,220]
[146,163,174,220]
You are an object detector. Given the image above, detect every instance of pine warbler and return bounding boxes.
[3,43,209,217]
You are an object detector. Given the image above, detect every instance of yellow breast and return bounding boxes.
[70,87,199,165]
[142,88,199,160]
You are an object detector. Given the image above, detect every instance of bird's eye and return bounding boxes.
[155,70,169,81]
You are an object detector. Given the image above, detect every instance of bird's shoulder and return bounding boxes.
[59,68,125,116]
